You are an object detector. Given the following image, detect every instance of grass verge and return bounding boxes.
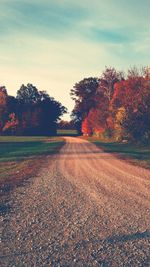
[57,129,78,136]
[0,136,65,189]
[87,137,150,169]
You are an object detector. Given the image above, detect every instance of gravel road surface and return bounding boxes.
[1,137,150,266]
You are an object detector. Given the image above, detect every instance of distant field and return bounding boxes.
[0,136,65,187]
[88,138,150,169]
[57,129,78,136]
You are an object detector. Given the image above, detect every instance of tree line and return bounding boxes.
[71,67,150,143]
[0,84,67,135]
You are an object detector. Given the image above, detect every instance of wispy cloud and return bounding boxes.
[0,0,149,118]
[0,0,88,39]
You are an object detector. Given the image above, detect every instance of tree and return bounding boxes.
[58,120,76,130]
[97,67,124,101]
[71,77,99,116]
[111,72,150,142]
[16,84,40,104]
[71,108,83,134]
[0,86,8,133]
[38,97,67,135]
[87,91,110,136]
[3,113,19,135]
[0,83,67,136]
[16,84,67,135]
[85,67,124,137]
[71,77,99,133]
[113,107,126,141]
[81,117,92,136]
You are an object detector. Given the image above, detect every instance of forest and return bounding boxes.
[0,84,67,136]
[0,66,149,142]
[71,67,150,143]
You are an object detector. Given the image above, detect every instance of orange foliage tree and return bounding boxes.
[111,73,150,141]
[3,113,19,134]
[81,117,92,136]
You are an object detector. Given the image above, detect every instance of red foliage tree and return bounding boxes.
[111,74,150,141]
[3,113,19,134]
[81,117,92,136]
[0,86,8,132]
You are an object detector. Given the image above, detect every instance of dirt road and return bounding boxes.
[1,137,150,266]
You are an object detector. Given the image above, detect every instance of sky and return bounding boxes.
[0,0,149,120]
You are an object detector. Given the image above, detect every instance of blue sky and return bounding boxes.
[0,0,149,119]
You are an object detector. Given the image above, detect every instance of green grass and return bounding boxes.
[0,136,49,143]
[0,136,64,162]
[87,137,150,169]
[0,136,65,186]
[57,129,78,136]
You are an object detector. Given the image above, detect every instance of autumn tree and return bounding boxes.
[113,107,126,141]
[0,83,67,136]
[98,67,124,101]
[87,91,110,137]
[3,113,19,134]
[81,117,92,136]
[0,86,8,133]
[111,68,150,142]
[87,67,124,137]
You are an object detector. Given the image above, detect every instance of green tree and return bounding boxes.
[71,77,99,133]
[16,84,40,104]
[16,84,67,135]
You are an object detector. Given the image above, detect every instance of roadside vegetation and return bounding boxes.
[0,136,65,188]
[71,66,150,169]
[0,84,67,136]
[71,66,150,144]
[87,137,150,169]
[0,65,149,187]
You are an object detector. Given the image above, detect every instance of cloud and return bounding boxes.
[0,34,123,118]
[0,0,88,40]
[0,0,149,119]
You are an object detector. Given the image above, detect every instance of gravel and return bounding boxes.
[1,137,150,266]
